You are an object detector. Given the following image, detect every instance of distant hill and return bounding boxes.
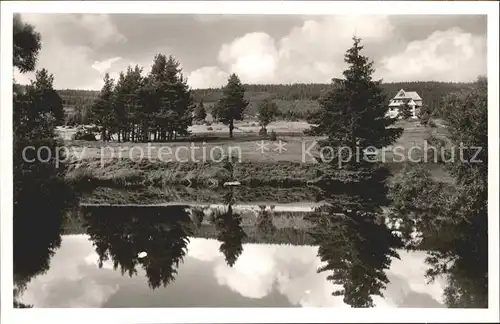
[55,81,473,119]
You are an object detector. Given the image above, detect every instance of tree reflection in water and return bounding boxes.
[213,190,247,267]
[14,176,488,308]
[82,205,193,289]
[306,166,403,307]
[80,188,249,286]
[389,164,488,308]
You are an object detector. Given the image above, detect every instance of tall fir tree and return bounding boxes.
[303,36,406,306]
[216,73,248,138]
[309,37,402,166]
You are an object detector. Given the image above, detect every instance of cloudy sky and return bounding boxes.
[20,235,446,308]
[14,14,487,90]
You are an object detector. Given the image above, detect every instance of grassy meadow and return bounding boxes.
[63,118,454,196]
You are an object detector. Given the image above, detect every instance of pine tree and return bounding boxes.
[91,73,115,141]
[112,65,144,142]
[257,99,279,133]
[302,37,406,306]
[137,75,157,141]
[165,55,194,139]
[24,69,65,125]
[216,74,248,138]
[148,54,194,141]
[112,71,127,141]
[146,54,169,141]
[194,99,207,122]
[399,101,413,120]
[309,37,403,166]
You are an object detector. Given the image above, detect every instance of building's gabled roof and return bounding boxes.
[392,89,422,101]
[405,91,422,101]
[394,89,406,98]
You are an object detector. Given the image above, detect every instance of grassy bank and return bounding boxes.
[66,158,330,188]
[78,186,323,205]
[63,120,453,193]
[66,156,453,199]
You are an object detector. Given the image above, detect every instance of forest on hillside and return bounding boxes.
[57,81,473,122]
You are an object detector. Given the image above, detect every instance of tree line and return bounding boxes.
[88,56,194,142]
[193,81,472,105]
[81,54,253,141]
[58,80,473,126]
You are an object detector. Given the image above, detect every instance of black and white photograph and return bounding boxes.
[1,1,499,323]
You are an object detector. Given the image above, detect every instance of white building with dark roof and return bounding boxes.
[387,89,422,119]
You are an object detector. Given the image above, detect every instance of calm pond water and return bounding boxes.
[13,183,487,308]
[14,202,453,308]
[16,234,445,308]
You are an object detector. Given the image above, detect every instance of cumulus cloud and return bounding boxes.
[13,14,127,90]
[18,235,445,308]
[188,238,445,307]
[278,15,395,63]
[219,32,279,83]
[187,66,229,89]
[379,27,487,82]
[20,235,119,307]
[191,16,396,87]
[13,14,486,90]
[186,238,344,305]
[188,16,486,87]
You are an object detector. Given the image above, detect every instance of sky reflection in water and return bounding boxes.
[19,234,445,308]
